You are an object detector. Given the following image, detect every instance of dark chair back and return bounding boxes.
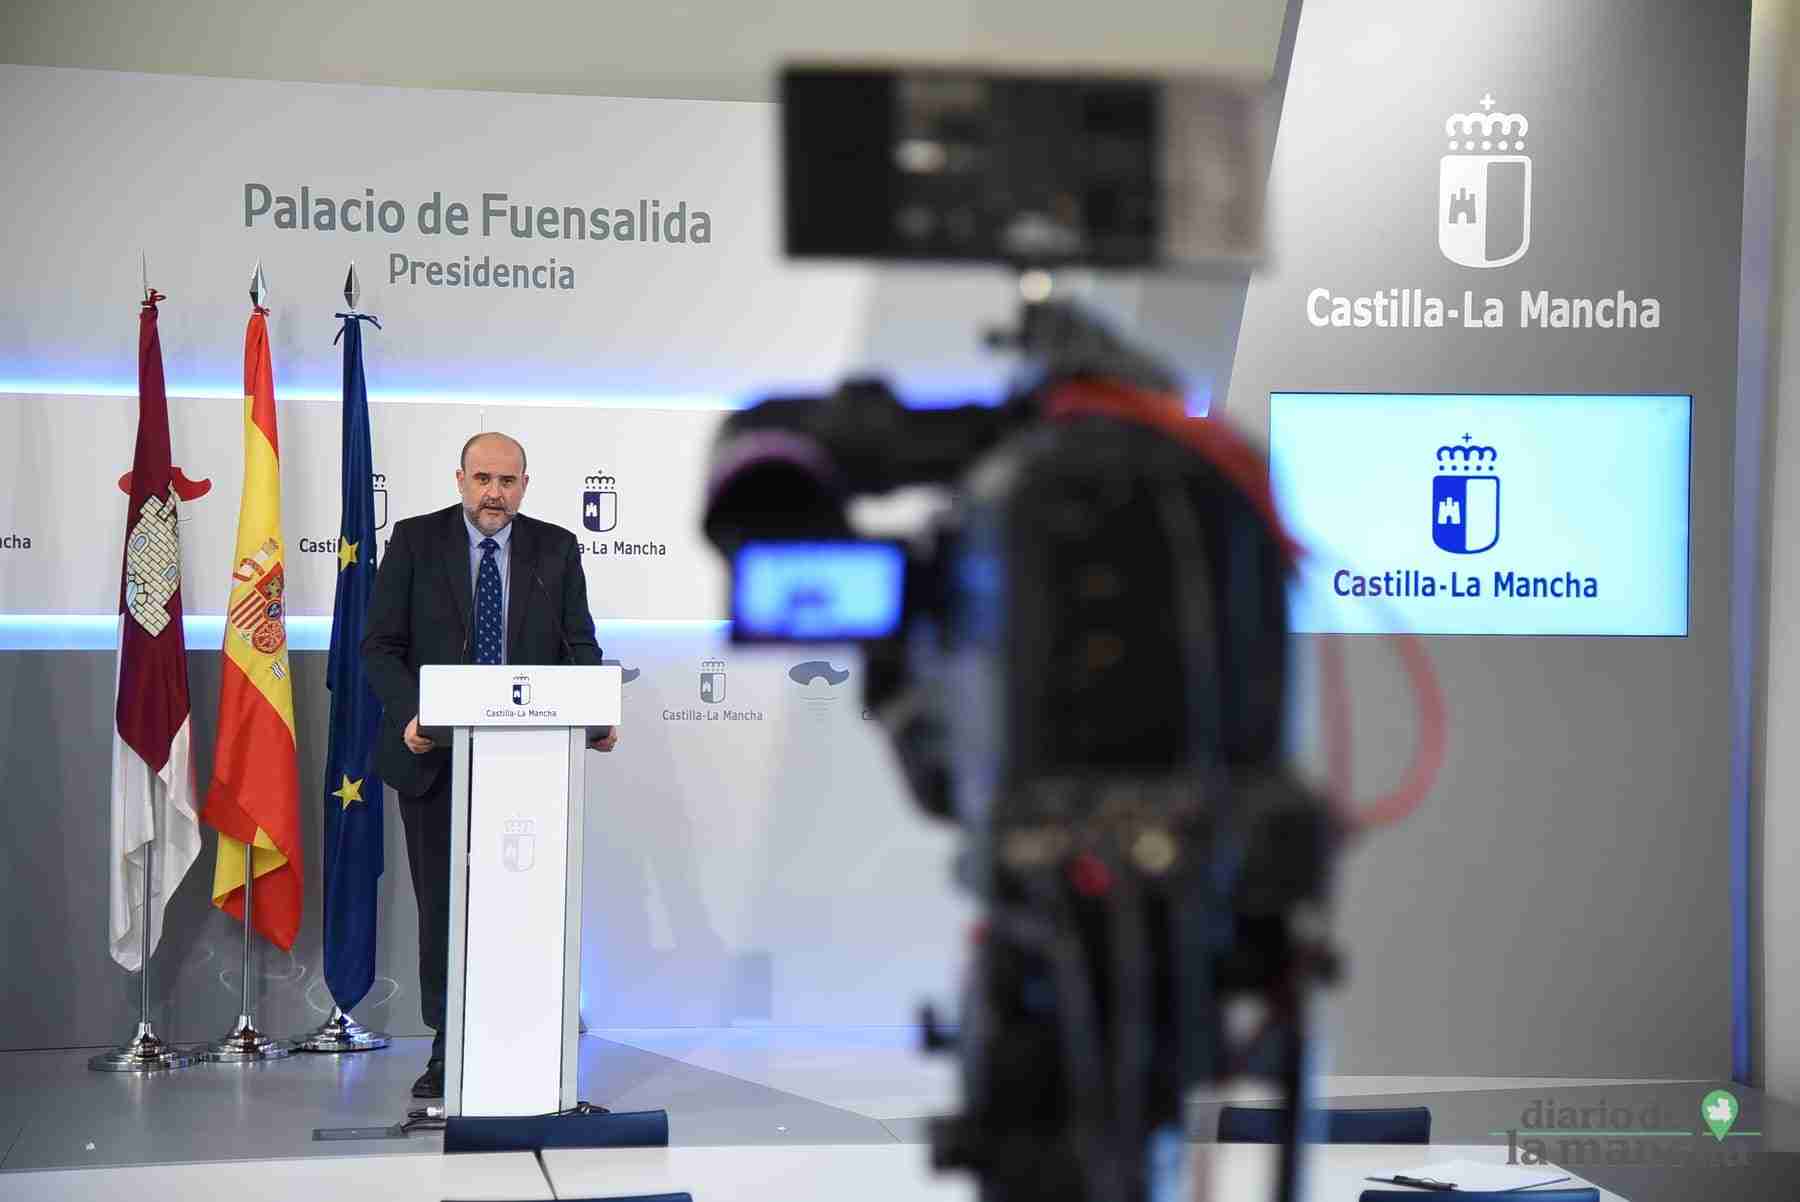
[1217,1104,1431,1144]
[444,1107,670,1153]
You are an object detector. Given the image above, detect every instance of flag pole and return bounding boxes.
[298,261,390,1055]
[200,261,294,1064]
[298,1004,390,1053]
[89,838,194,1071]
[92,260,194,1074]
[201,843,292,1061]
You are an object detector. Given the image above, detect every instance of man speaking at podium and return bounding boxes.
[363,431,618,1100]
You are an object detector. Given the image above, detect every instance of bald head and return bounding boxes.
[460,431,527,475]
[456,431,529,536]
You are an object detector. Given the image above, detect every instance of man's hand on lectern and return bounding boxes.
[404,716,435,754]
[588,725,619,753]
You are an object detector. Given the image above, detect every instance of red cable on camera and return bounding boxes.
[1319,631,1447,833]
[1043,378,1446,830]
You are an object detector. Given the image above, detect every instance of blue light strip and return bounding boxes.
[0,614,730,651]
[0,379,746,411]
[1,377,1006,411]
[0,615,331,651]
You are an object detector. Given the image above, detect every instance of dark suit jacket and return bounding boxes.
[362,504,603,799]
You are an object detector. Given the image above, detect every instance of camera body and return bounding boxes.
[705,355,1339,1201]
[701,62,1331,1202]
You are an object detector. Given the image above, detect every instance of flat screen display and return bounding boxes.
[732,540,906,642]
[1269,393,1691,636]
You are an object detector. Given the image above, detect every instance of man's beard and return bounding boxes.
[466,503,513,531]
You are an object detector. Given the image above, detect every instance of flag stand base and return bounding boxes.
[200,1015,294,1062]
[89,1022,194,1073]
[297,1007,390,1053]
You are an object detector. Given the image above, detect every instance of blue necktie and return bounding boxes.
[474,537,503,665]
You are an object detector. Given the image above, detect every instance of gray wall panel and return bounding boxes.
[1230,0,1749,1076]
[0,650,425,1050]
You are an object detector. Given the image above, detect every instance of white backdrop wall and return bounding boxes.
[0,64,1006,1043]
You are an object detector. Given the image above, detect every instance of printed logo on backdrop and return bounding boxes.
[299,471,389,558]
[582,472,618,533]
[1432,436,1500,555]
[1440,93,1530,269]
[502,818,536,873]
[1306,91,1661,331]
[789,660,851,721]
[511,673,531,706]
[700,658,726,704]
[664,657,762,722]
[576,469,666,558]
[372,473,389,531]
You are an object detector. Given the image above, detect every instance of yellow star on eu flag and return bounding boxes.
[337,538,360,571]
[332,774,365,810]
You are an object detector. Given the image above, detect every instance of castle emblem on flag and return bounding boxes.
[123,489,183,636]
[228,537,288,653]
[1432,437,1501,555]
[1440,92,1531,268]
[583,471,618,533]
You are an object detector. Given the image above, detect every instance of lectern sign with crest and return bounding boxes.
[1440,93,1531,268]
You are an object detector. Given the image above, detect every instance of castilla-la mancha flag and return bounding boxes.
[201,305,302,949]
[109,290,205,971]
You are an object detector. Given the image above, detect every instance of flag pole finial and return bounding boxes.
[344,261,361,313]
[250,261,269,309]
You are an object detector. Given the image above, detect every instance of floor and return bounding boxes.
[0,1028,1794,1201]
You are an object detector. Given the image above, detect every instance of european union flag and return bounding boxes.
[323,310,384,1011]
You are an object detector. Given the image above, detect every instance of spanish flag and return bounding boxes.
[201,303,302,949]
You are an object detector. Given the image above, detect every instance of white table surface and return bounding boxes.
[540,1142,1628,1202]
[0,1150,550,1202]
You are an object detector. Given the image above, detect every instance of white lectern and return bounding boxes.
[419,663,622,1117]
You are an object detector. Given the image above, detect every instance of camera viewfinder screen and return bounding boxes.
[733,541,906,641]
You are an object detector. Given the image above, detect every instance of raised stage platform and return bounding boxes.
[0,1028,1794,1201]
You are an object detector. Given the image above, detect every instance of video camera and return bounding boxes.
[702,65,1343,1202]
